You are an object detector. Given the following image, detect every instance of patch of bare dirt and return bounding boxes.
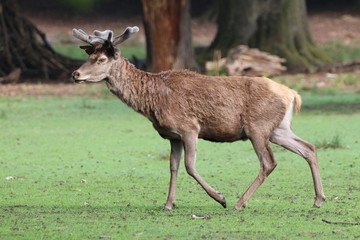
[308,12,360,45]
[0,83,105,97]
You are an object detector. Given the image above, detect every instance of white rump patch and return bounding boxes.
[278,100,294,130]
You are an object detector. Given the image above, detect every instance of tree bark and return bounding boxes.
[206,0,331,71]
[207,0,259,55]
[0,0,80,81]
[141,0,199,72]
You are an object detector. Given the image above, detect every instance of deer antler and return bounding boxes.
[93,30,113,40]
[73,27,139,58]
[72,29,91,43]
[72,29,113,45]
[73,27,139,46]
[112,26,139,46]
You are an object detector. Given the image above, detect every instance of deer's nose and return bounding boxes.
[72,71,80,79]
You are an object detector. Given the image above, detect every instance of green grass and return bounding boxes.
[321,41,360,63]
[315,134,345,149]
[1,91,360,239]
[300,91,360,113]
[53,45,89,60]
[53,44,146,61]
[274,72,360,92]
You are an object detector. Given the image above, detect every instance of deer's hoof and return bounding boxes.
[313,196,326,208]
[233,202,247,210]
[220,197,227,208]
[163,203,177,211]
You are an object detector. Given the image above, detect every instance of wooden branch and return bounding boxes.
[0,68,21,83]
[225,45,287,77]
[0,3,13,69]
[322,219,360,225]
[205,45,287,77]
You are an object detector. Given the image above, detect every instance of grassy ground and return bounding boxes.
[0,90,359,239]
[321,41,360,63]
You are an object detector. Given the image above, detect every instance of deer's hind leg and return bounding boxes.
[270,127,325,207]
[270,105,325,208]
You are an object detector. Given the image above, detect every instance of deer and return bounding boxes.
[72,26,325,210]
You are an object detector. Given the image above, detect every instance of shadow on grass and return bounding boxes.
[302,103,360,114]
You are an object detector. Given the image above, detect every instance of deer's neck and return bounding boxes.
[106,57,169,117]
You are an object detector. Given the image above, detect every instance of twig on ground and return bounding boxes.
[322,219,360,225]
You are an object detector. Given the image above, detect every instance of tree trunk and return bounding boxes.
[141,0,199,72]
[206,0,331,71]
[207,0,259,55]
[0,0,80,81]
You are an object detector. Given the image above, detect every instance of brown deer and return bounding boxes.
[72,26,325,210]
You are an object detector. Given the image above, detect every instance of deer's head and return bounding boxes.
[71,26,139,83]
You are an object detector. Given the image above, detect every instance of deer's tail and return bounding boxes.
[293,91,302,114]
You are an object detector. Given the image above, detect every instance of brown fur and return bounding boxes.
[106,56,295,143]
[73,52,325,210]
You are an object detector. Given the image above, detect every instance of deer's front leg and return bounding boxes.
[182,133,226,208]
[163,140,183,210]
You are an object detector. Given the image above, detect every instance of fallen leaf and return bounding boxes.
[56,226,68,230]
[99,236,112,239]
[80,179,87,183]
[133,232,144,236]
[6,176,14,180]
[191,214,211,219]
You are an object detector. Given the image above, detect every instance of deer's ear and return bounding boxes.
[104,43,120,59]
[98,40,119,59]
[114,48,120,59]
[80,45,95,55]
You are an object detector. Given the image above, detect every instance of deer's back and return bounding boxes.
[153,70,293,142]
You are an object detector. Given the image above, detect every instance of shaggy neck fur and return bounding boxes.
[105,55,170,118]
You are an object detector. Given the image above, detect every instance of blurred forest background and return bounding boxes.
[0,0,359,87]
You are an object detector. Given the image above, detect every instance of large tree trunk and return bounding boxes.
[0,0,80,81]
[206,0,331,71]
[207,0,259,55]
[141,0,199,72]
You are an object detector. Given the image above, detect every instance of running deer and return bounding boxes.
[72,26,325,210]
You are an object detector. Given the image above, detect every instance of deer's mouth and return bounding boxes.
[73,79,86,84]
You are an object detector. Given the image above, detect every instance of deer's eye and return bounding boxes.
[98,57,107,63]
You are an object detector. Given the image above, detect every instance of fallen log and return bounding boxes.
[0,68,21,84]
[205,45,287,77]
[225,45,287,77]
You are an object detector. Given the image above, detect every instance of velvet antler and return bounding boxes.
[72,29,110,45]
[72,27,139,58]
[112,26,139,46]
[72,27,139,46]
